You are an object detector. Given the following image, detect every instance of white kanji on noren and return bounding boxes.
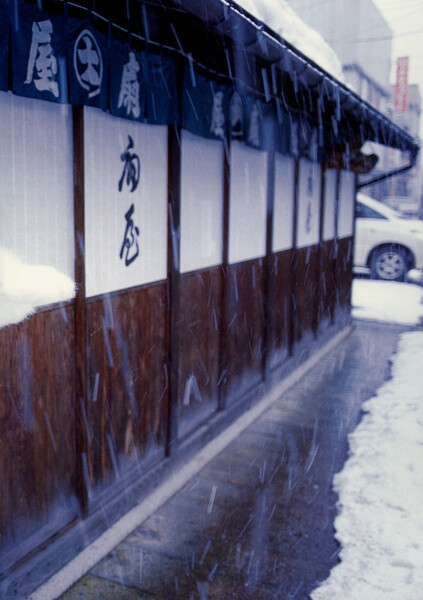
[73,29,103,98]
[25,20,59,98]
[118,52,141,118]
[248,101,261,148]
[210,90,225,138]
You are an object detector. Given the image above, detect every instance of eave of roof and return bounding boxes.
[170,0,419,162]
[63,0,419,162]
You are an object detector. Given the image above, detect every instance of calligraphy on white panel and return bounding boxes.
[296,159,321,249]
[84,108,167,297]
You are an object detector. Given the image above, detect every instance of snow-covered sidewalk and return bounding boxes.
[352,278,423,326]
[312,280,423,599]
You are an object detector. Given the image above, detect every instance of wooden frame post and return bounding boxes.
[263,149,276,380]
[73,105,89,516]
[218,140,231,410]
[166,124,182,455]
[289,158,300,354]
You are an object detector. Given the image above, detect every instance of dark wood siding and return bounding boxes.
[336,237,354,313]
[222,258,265,404]
[0,304,77,551]
[85,283,168,489]
[267,249,293,370]
[176,267,222,438]
[319,240,337,327]
[293,245,320,344]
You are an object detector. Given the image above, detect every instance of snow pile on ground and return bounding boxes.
[236,0,344,80]
[352,279,423,326]
[312,331,423,599]
[0,247,75,329]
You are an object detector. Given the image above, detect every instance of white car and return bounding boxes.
[354,193,423,282]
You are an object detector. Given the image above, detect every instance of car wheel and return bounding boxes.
[370,245,408,282]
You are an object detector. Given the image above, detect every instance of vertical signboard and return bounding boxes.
[394,57,409,114]
[84,108,168,297]
[296,159,321,248]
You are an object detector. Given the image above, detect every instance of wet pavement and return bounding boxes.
[60,321,405,600]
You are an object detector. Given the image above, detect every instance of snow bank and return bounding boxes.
[0,247,75,329]
[312,331,423,599]
[352,279,423,326]
[236,0,344,81]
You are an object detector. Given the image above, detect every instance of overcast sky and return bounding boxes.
[373,0,423,93]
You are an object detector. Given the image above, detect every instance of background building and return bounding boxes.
[287,0,421,208]
[386,82,422,216]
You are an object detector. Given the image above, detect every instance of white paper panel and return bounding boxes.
[272,153,295,252]
[323,169,337,241]
[338,170,356,238]
[180,131,223,273]
[84,108,167,297]
[0,92,74,278]
[296,159,321,248]
[228,141,267,264]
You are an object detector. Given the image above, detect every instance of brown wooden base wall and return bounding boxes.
[0,304,77,555]
[0,245,352,585]
[293,245,320,346]
[222,259,265,405]
[176,267,221,439]
[85,282,168,492]
[267,249,293,370]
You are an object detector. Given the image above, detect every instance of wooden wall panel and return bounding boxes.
[86,283,167,489]
[176,268,221,439]
[0,305,76,552]
[222,259,265,404]
[319,240,336,327]
[336,237,353,312]
[267,249,293,370]
[293,245,320,344]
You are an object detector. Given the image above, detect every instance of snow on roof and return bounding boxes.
[235,0,344,81]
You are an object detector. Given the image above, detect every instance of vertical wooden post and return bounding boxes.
[347,172,359,310]
[315,164,326,334]
[73,105,89,516]
[334,168,341,318]
[262,150,275,380]
[166,124,181,456]
[289,158,300,354]
[218,140,231,410]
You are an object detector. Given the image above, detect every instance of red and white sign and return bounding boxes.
[394,57,409,114]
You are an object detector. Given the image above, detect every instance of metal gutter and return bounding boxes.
[358,162,416,189]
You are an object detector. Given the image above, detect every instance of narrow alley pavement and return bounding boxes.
[58,321,407,599]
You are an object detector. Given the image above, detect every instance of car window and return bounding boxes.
[355,202,386,219]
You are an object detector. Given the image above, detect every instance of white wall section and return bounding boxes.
[228,141,267,264]
[273,153,295,252]
[338,170,355,238]
[0,91,75,279]
[323,168,337,241]
[180,130,223,273]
